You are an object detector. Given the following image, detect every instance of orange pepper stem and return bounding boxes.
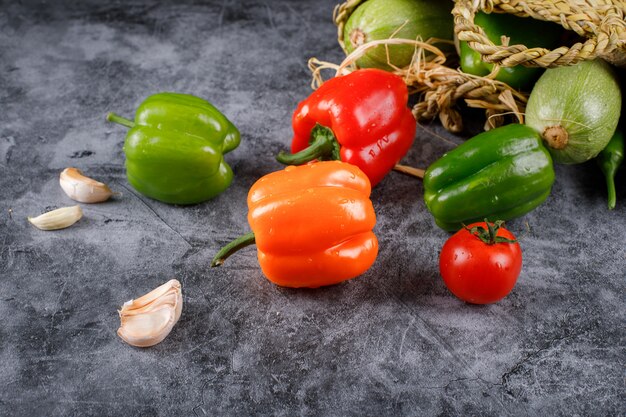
[275,124,340,165]
[211,232,256,267]
[106,112,135,128]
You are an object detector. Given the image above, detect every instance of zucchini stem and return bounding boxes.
[542,125,569,150]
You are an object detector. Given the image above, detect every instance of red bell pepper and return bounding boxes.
[276,69,416,186]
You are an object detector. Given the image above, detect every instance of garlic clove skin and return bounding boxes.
[117,279,183,348]
[118,305,177,348]
[28,205,83,230]
[128,278,180,309]
[60,167,113,203]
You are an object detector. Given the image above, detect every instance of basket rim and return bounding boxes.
[454,0,626,68]
[334,0,626,68]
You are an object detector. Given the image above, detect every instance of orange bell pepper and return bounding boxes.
[211,161,378,288]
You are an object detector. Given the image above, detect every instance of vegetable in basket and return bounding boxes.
[423,124,555,231]
[276,68,416,186]
[525,59,621,165]
[459,12,563,90]
[211,161,378,288]
[343,0,453,69]
[107,93,240,204]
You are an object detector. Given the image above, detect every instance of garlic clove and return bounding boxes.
[128,279,180,309]
[118,306,177,348]
[60,167,113,203]
[117,279,182,348]
[28,205,83,230]
[121,291,181,318]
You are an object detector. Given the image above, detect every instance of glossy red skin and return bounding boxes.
[291,69,416,186]
[439,222,522,304]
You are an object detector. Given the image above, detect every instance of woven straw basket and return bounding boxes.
[311,0,626,132]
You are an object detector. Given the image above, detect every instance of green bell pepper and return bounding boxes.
[424,124,555,231]
[596,128,624,210]
[460,12,563,90]
[107,92,240,205]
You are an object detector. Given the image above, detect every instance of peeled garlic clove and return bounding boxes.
[28,205,83,230]
[117,279,183,348]
[60,167,113,203]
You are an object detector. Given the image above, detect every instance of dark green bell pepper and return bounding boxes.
[107,92,240,205]
[424,124,555,231]
[460,12,563,90]
[596,128,624,210]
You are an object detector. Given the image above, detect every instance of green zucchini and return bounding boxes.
[525,59,622,164]
[343,0,453,70]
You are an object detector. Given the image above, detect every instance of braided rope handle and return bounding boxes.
[309,36,528,134]
[408,67,528,133]
[454,0,626,67]
[334,0,366,52]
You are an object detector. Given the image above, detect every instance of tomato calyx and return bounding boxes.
[463,219,517,245]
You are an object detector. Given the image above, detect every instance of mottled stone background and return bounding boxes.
[0,1,624,416]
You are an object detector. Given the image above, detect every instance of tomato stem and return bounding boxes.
[464,219,517,245]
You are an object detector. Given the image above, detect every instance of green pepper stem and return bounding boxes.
[106,112,135,129]
[605,172,617,210]
[276,124,339,165]
[211,232,256,267]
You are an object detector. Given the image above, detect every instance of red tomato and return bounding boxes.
[439,221,522,304]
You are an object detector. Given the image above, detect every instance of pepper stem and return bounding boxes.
[605,172,617,210]
[106,112,135,129]
[276,124,340,165]
[211,232,256,267]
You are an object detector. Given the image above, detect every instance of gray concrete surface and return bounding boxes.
[0,1,624,416]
